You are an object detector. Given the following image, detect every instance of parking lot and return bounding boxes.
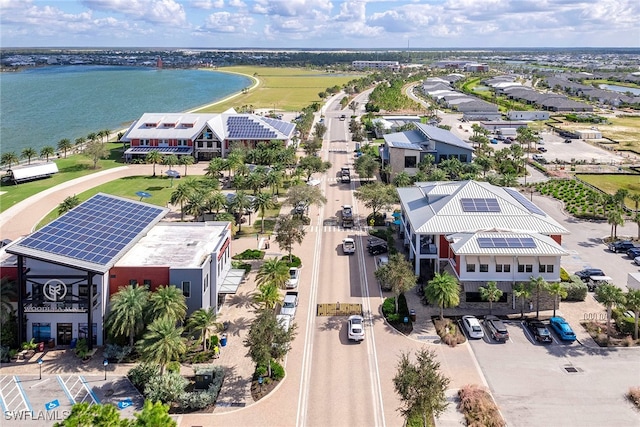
[463,316,639,427]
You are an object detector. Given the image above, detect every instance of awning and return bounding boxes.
[495,256,513,265]
[464,281,512,292]
[219,269,246,294]
[479,256,491,265]
[539,257,556,265]
[517,256,535,265]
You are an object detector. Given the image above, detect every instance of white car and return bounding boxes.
[462,315,484,339]
[634,256,640,266]
[286,267,300,289]
[347,315,365,341]
[376,255,389,269]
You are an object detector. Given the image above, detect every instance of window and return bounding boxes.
[129,279,138,286]
[546,265,554,273]
[459,154,468,162]
[479,264,489,272]
[204,275,209,294]
[32,323,51,341]
[404,156,417,168]
[177,139,187,146]
[495,264,511,273]
[143,279,152,286]
[519,264,533,273]
[496,264,502,273]
[79,284,98,308]
[181,281,191,298]
[539,265,554,273]
[79,323,97,345]
[466,263,476,273]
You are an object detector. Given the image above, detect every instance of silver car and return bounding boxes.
[347,315,365,342]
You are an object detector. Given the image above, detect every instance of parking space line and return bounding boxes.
[0,376,8,412]
[56,375,75,404]
[14,377,33,415]
[79,376,100,404]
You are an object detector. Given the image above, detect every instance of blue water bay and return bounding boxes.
[0,66,251,154]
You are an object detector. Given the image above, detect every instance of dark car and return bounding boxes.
[525,319,552,343]
[574,268,605,282]
[368,242,388,255]
[628,248,640,259]
[484,315,509,341]
[608,240,636,253]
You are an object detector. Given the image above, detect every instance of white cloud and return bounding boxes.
[82,0,187,25]
[198,11,254,33]
[191,0,224,9]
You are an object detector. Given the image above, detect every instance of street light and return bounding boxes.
[37,358,43,380]
[103,359,108,381]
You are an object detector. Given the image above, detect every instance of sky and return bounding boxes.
[1,0,639,49]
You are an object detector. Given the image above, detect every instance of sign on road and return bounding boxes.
[45,399,60,411]
[118,398,133,410]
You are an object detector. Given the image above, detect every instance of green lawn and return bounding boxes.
[0,143,125,213]
[576,173,640,209]
[197,66,361,113]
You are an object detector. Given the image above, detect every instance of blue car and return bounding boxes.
[549,317,576,342]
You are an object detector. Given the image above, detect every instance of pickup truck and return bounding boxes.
[342,237,356,255]
[280,292,299,318]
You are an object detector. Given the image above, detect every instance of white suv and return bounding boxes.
[462,315,484,339]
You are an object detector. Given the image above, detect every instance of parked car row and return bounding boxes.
[461,315,577,344]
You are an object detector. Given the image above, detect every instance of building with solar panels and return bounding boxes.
[120,109,297,163]
[2,194,236,349]
[380,123,473,181]
[396,180,570,309]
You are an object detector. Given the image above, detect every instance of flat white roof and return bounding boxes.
[116,222,229,268]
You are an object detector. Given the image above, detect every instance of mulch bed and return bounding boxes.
[581,321,639,347]
[251,378,280,401]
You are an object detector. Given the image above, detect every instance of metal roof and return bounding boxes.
[449,232,568,256]
[398,181,569,236]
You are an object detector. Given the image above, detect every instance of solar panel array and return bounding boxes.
[18,194,165,266]
[477,237,537,248]
[128,146,192,154]
[504,188,546,216]
[460,198,501,212]
[227,116,278,139]
[262,117,296,135]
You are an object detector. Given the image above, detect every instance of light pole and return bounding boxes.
[37,358,43,380]
[103,359,108,381]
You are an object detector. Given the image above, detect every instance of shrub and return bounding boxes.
[270,360,285,381]
[628,387,640,409]
[0,346,10,363]
[232,249,265,260]
[281,255,302,268]
[382,297,396,316]
[561,278,587,301]
[614,314,635,335]
[191,350,214,363]
[209,335,219,347]
[128,363,160,392]
[166,361,182,374]
[144,371,188,404]
[560,267,570,282]
[458,384,506,427]
[231,260,252,274]
[397,293,410,319]
[255,365,268,378]
[74,338,90,359]
[177,365,225,410]
[103,343,133,363]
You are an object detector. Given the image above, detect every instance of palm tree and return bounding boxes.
[145,150,163,177]
[179,156,195,177]
[595,284,626,343]
[0,277,17,323]
[614,188,629,211]
[170,182,194,221]
[136,317,186,375]
[186,307,218,351]
[57,139,73,158]
[74,136,86,150]
[513,283,533,318]
[205,158,227,181]
[228,190,252,232]
[1,152,19,168]
[253,283,282,311]
[226,150,244,179]
[624,289,640,340]
[529,276,548,319]
[424,272,460,320]
[205,190,227,215]
[253,192,274,233]
[607,209,624,239]
[58,195,80,215]
[265,170,284,195]
[105,285,149,347]
[87,132,97,144]
[147,285,187,325]
[101,129,111,143]
[246,172,266,194]
[256,258,290,289]
[392,171,413,188]
[21,147,37,165]
[546,282,568,317]
[479,281,503,315]
[163,154,179,172]
[40,146,55,162]
[635,213,640,240]
[184,191,206,221]
[630,193,640,215]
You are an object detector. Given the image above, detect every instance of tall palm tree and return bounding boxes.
[546,282,568,317]
[57,138,73,158]
[595,284,626,343]
[226,150,244,179]
[635,213,640,240]
[614,189,629,211]
[265,170,284,195]
[170,182,194,221]
[40,146,55,162]
[246,172,266,194]
[74,136,86,150]
[253,192,274,233]
[513,282,533,318]
[607,209,624,239]
[1,152,19,168]
[529,276,548,319]
[253,283,282,311]
[184,191,206,221]
[105,285,149,346]
[145,150,163,177]
[87,132,97,144]
[136,317,186,375]
[101,129,111,143]
[186,307,218,351]
[630,193,640,215]
[205,190,227,215]
[479,281,503,315]
[392,171,413,188]
[256,258,290,289]
[228,190,252,232]
[179,156,195,177]
[624,289,640,340]
[204,158,227,180]
[424,272,460,320]
[21,147,37,165]
[147,285,187,325]
[163,154,179,172]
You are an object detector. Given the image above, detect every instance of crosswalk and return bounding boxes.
[305,225,370,233]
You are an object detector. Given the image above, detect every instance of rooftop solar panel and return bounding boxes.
[477,237,536,248]
[504,188,546,216]
[460,198,500,212]
[16,194,166,269]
